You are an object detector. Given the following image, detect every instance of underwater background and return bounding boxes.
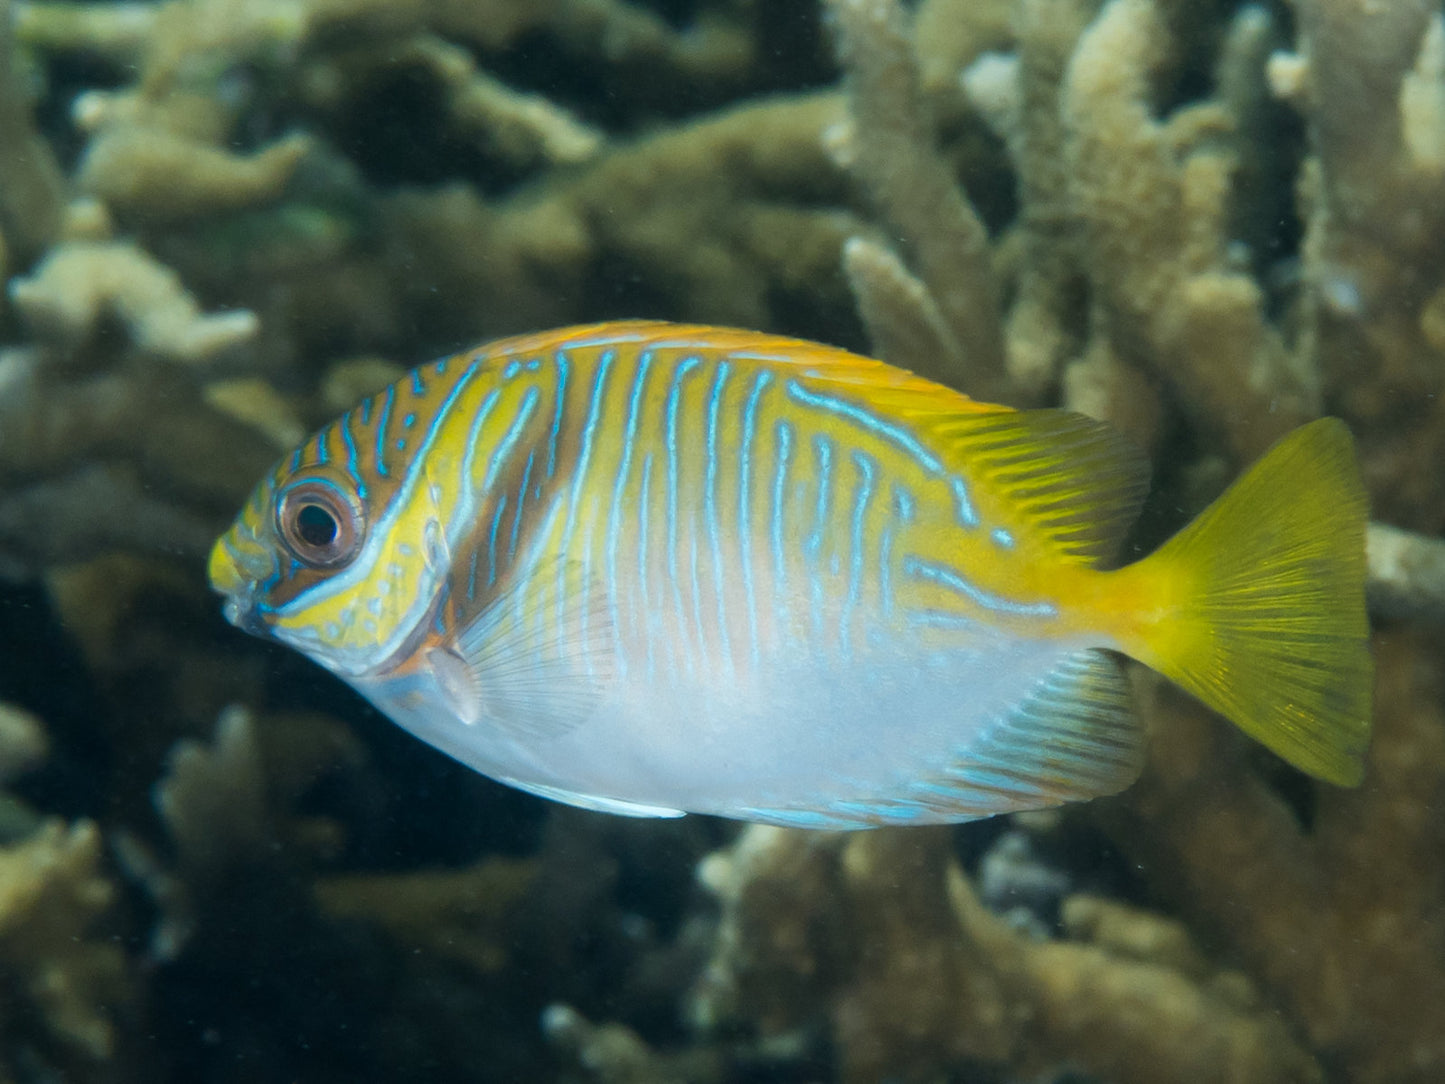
[1,0,1444,1080]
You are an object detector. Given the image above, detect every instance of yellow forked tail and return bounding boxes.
[1119,418,1373,785]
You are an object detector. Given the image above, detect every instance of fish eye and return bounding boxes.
[276,480,363,568]
[295,503,338,546]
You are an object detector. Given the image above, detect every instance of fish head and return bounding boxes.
[208,430,454,681]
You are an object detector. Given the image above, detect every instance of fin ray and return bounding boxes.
[739,649,1144,829]
[922,410,1152,565]
[913,648,1143,816]
[446,556,616,740]
[1118,417,1372,785]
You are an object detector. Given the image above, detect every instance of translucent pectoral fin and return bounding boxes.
[436,556,618,740]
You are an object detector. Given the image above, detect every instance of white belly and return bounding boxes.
[355,630,1092,827]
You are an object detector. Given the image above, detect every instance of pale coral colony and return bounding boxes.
[0,0,1444,1082]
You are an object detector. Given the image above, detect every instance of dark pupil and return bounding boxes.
[295,503,339,548]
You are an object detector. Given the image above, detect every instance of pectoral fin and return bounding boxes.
[431,556,618,740]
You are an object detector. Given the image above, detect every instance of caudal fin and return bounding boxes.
[1121,418,1372,785]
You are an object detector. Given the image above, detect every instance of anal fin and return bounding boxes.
[916,648,1144,817]
[736,649,1144,829]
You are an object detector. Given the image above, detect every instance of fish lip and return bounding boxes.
[222,592,272,638]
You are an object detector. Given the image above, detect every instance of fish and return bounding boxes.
[208,321,1373,829]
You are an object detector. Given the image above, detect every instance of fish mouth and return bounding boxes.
[209,533,277,638]
[221,592,272,638]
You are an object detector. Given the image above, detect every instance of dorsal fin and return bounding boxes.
[785,348,1151,565]
[688,329,1152,565]
[512,321,1006,415]
[922,409,1152,566]
[493,323,1149,564]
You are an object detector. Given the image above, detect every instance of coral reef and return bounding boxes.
[827,0,1005,392]
[692,825,1320,1083]
[0,815,130,1080]
[1092,630,1445,1084]
[0,0,1441,1081]
[1368,522,1445,624]
[1280,0,1445,527]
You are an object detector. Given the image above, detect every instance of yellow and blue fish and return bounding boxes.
[208,322,1372,828]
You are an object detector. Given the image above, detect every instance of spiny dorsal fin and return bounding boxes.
[537,322,1006,414]
[727,334,1151,566]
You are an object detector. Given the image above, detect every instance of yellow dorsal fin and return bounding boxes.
[678,325,1152,565]
[538,321,1006,412]
[502,323,1150,564]
[923,409,1153,566]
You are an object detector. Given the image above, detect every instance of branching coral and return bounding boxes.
[1060,0,1318,461]
[0,819,129,1077]
[544,1003,728,1084]
[10,240,258,361]
[77,129,313,224]
[824,0,1323,461]
[379,90,857,346]
[0,342,279,574]
[0,0,63,270]
[692,825,1321,1083]
[314,858,535,981]
[825,0,1005,393]
[1096,630,1445,1083]
[325,34,603,169]
[1276,0,1445,529]
[1367,522,1445,625]
[826,0,1005,390]
[0,701,46,788]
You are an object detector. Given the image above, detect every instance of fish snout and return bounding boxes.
[221,591,273,637]
[208,532,278,638]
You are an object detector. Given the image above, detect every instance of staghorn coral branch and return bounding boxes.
[9,241,258,361]
[1062,0,1317,461]
[1281,0,1445,530]
[1289,0,1436,216]
[76,129,313,224]
[1000,0,1096,397]
[0,0,65,267]
[825,0,1005,389]
[383,92,856,341]
[0,819,128,1067]
[1366,522,1445,624]
[840,234,964,380]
